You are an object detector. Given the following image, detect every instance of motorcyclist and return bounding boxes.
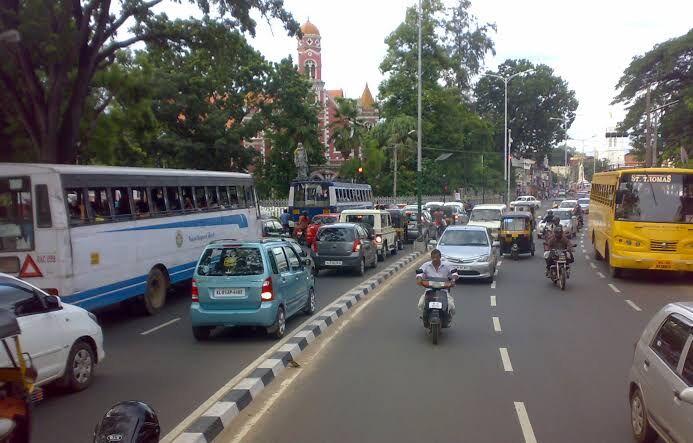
[543,225,574,275]
[542,210,559,238]
[575,204,584,227]
[293,211,310,242]
[416,249,458,319]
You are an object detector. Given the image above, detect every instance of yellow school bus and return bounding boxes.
[589,167,693,277]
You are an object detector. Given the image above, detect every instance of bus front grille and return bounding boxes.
[650,241,678,252]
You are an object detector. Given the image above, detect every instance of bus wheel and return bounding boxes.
[593,232,603,261]
[144,267,169,315]
[605,244,622,278]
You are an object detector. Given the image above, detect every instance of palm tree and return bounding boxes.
[330,98,365,160]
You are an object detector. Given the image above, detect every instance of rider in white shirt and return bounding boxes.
[416,249,458,317]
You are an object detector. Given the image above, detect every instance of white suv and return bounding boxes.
[0,274,105,392]
[629,302,693,443]
[340,209,397,261]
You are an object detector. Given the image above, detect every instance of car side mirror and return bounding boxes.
[492,241,500,248]
[44,294,61,310]
[677,387,693,405]
[428,239,437,247]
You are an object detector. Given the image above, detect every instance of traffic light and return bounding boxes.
[357,167,363,174]
[356,167,364,183]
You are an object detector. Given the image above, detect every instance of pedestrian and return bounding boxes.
[280,209,290,233]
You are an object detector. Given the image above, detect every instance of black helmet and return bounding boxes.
[93,401,160,443]
[553,224,564,237]
[546,210,553,216]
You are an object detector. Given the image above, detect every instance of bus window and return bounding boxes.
[293,184,305,206]
[194,187,208,210]
[150,187,166,213]
[35,184,52,228]
[112,187,132,218]
[244,186,253,207]
[0,177,33,251]
[65,188,87,226]
[228,186,240,208]
[218,186,230,207]
[88,187,111,222]
[167,187,182,212]
[237,186,247,208]
[132,187,150,218]
[208,187,219,209]
[247,186,256,207]
[181,187,194,211]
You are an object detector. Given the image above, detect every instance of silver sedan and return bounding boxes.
[431,225,497,282]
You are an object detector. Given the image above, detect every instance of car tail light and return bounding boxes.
[43,288,59,296]
[352,239,362,252]
[191,279,199,302]
[261,277,274,301]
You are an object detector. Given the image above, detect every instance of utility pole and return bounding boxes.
[393,143,398,198]
[416,0,423,237]
[481,154,485,203]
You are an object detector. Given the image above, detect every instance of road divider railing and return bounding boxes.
[169,251,423,443]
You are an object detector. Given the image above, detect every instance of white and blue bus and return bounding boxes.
[0,164,261,313]
[288,180,373,221]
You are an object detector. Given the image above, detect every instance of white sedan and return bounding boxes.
[511,195,541,209]
[0,273,105,392]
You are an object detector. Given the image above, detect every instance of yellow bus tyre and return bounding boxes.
[144,267,169,315]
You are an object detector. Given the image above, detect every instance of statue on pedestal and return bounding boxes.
[294,143,309,179]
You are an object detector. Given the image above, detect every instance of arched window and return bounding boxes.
[304,60,316,80]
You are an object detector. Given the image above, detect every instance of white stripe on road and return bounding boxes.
[492,316,502,333]
[140,317,181,336]
[608,283,621,294]
[499,347,513,372]
[498,261,503,267]
[491,281,497,289]
[597,272,605,278]
[582,249,586,253]
[491,295,497,307]
[585,255,589,260]
[514,402,538,443]
[590,262,597,269]
[626,299,643,312]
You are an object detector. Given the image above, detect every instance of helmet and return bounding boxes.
[546,210,553,216]
[93,401,160,443]
[553,224,564,238]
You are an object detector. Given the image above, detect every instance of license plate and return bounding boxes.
[654,260,672,270]
[461,266,471,271]
[325,260,343,266]
[214,288,245,297]
[428,301,443,309]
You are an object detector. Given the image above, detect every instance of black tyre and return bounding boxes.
[57,341,95,392]
[354,258,366,276]
[377,246,385,262]
[397,239,404,250]
[192,326,213,341]
[431,323,440,345]
[370,253,378,269]
[303,288,317,315]
[559,271,566,290]
[606,244,622,278]
[143,267,169,315]
[630,388,658,443]
[268,306,286,339]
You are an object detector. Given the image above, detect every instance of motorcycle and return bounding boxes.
[416,271,455,344]
[547,249,571,290]
[94,401,160,443]
[577,214,584,230]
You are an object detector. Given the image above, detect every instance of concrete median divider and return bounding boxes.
[170,251,423,443]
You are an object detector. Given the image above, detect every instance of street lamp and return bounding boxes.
[0,30,20,44]
[482,68,535,205]
[416,0,423,238]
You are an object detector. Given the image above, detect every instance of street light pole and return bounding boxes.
[416,0,423,237]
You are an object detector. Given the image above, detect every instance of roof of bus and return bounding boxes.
[290,180,371,188]
[0,163,252,179]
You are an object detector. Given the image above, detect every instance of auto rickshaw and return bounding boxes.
[498,212,535,260]
[386,209,407,250]
[0,309,38,443]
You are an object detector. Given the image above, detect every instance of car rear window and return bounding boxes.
[344,214,375,227]
[196,247,264,276]
[313,216,337,225]
[318,227,354,242]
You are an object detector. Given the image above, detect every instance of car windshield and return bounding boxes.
[554,211,572,221]
[318,227,354,242]
[344,214,375,227]
[501,218,528,230]
[615,173,693,223]
[439,230,488,246]
[578,198,590,204]
[196,247,264,276]
[470,209,501,222]
[559,201,576,208]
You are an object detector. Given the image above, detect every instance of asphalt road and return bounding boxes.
[224,220,692,443]
[33,244,413,443]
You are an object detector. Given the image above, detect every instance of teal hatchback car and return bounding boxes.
[190,239,316,340]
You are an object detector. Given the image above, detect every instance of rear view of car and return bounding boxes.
[578,198,590,214]
[306,214,339,247]
[190,241,316,340]
[312,224,377,276]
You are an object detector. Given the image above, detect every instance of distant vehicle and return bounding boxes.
[403,210,437,243]
[0,273,105,392]
[0,163,261,314]
[559,199,580,215]
[629,302,693,443]
[432,225,497,282]
[443,203,469,224]
[424,202,444,210]
[511,195,541,209]
[311,223,378,276]
[190,239,316,340]
[288,180,373,223]
[538,209,577,238]
[590,167,693,277]
[261,217,286,238]
[577,198,590,214]
[305,213,340,247]
[467,204,507,239]
[339,209,398,261]
[558,190,566,198]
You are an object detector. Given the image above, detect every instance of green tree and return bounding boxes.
[612,29,693,166]
[0,0,299,164]
[330,98,365,160]
[548,144,577,166]
[474,59,579,162]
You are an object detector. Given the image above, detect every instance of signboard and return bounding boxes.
[628,174,672,183]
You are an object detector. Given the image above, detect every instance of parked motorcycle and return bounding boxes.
[416,271,455,344]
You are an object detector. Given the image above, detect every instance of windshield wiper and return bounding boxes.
[644,172,658,206]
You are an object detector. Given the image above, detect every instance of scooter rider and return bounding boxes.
[416,249,458,318]
[543,225,574,275]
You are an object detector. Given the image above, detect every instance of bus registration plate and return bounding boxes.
[654,260,672,270]
[214,288,245,297]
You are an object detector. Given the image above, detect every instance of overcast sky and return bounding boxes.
[158,0,692,155]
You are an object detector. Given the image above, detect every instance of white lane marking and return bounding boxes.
[597,272,605,278]
[608,283,621,294]
[590,262,597,269]
[585,255,589,260]
[495,269,499,276]
[492,317,502,333]
[140,317,180,336]
[499,347,513,372]
[491,281,497,289]
[498,261,503,267]
[491,295,497,307]
[626,299,643,312]
[582,249,587,253]
[514,402,538,443]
